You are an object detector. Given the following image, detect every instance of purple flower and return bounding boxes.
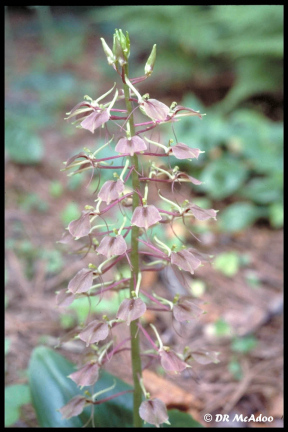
[141,98,170,122]
[98,179,125,204]
[139,398,170,427]
[115,136,147,156]
[185,203,218,221]
[98,179,124,204]
[170,249,202,274]
[131,205,162,230]
[68,268,94,294]
[97,235,127,258]
[116,298,147,325]
[173,297,203,322]
[59,395,87,420]
[169,143,201,160]
[68,361,99,387]
[66,101,110,134]
[79,320,109,347]
[159,348,187,374]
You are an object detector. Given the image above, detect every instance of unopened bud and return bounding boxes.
[100,37,116,65]
[145,44,156,76]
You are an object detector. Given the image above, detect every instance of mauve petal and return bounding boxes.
[97,235,127,258]
[115,136,147,156]
[68,211,91,238]
[69,362,99,387]
[65,152,90,167]
[56,289,75,308]
[81,109,110,133]
[170,143,201,160]
[188,204,217,221]
[159,349,187,373]
[131,205,162,229]
[139,398,169,427]
[98,179,124,204]
[79,320,109,346]
[68,268,94,294]
[142,99,170,121]
[116,298,147,325]
[171,250,201,274]
[60,395,86,419]
[173,298,203,322]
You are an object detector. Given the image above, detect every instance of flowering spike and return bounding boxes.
[60,30,217,428]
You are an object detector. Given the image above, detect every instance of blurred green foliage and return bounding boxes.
[171,94,283,230]
[5,384,31,427]
[6,238,64,279]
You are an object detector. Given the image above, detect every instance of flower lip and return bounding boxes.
[131,205,162,230]
[116,297,147,325]
[139,398,170,427]
[170,249,202,274]
[159,348,188,374]
[115,136,147,156]
[79,319,110,346]
[98,179,125,204]
[96,235,127,258]
[68,361,99,387]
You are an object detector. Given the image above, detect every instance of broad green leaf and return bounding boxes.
[5,384,31,427]
[5,405,19,427]
[29,346,204,428]
[28,346,87,427]
[218,202,263,232]
[199,158,248,200]
[5,384,31,407]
